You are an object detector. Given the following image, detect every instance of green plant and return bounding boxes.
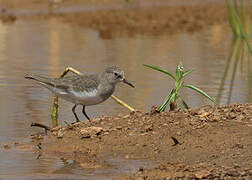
[125,0,130,15]
[221,0,252,104]
[217,37,252,104]
[226,0,252,53]
[144,62,215,112]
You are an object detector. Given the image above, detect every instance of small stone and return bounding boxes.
[233,163,240,168]
[234,143,244,149]
[57,129,65,138]
[144,124,153,132]
[136,177,145,180]
[150,105,160,115]
[229,112,236,119]
[195,170,210,179]
[52,131,58,136]
[80,127,103,138]
[174,121,179,125]
[123,115,130,119]
[32,134,43,140]
[188,109,197,116]
[240,171,246,176]
[139,167,144,172]
[174,171,185,178]
[51,125,63,132]
[3,144,10,149]
[116,126,123,130]
[226,170,239,177]
[235,115,244,122]
[92,118,101,123]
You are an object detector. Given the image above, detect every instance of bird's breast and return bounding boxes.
[67,88,104,105]
[98,83,115,101]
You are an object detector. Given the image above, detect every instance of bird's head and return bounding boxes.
[104,66,134,88]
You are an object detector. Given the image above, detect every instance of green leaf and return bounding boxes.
[175,81,184,95]
[183,84,215,103]
[159,89,176,112]
[143,64,176,80]
[176,66,180,80]
[181,98,189,109]
[182,69,193,78]
[177,96,189,109]
[176,61,184,80]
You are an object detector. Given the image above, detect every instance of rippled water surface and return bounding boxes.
[0,18,251,179]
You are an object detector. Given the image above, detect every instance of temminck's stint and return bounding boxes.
[25,66,134,122]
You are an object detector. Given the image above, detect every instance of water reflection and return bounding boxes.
[0,18,251,178]
[217,38,252,104]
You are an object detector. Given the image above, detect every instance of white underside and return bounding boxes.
[56,88,105,105]
[39,83,104,105]
[36,81,111,106]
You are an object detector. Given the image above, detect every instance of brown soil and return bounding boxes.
[0,0,228,36]
[22,103,252,179]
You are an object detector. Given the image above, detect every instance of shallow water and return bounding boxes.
[0,18,251,178]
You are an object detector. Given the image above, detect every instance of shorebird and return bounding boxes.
[25,66,134,122]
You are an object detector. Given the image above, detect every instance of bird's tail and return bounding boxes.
[25,74,54,86]
[24,74,38,80]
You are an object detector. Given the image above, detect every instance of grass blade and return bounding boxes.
[183,84,215,103]
[51,96,58,127]
[182,69,193,78]
[143,64,176,80]
[247,0,251,35]
[179,97,189,109]
[176,66,180,80]
[159,89,176,112]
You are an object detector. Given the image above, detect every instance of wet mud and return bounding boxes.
[0,0,228,36]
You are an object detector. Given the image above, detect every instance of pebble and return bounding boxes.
[123,115,130,119]
[79,127,104,138]
[57,129,65,138]
[195,170,210,179]
[3,144,10,149]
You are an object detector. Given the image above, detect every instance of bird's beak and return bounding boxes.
[123,79,135,88]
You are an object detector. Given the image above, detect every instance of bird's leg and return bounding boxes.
[59,67,83,78]
[72,104,80,122]
[51,67,84,126]
[82,106,90,121]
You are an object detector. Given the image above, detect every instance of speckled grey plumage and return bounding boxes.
[25,66,134,122]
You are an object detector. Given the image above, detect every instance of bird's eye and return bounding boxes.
[114,72,122,79]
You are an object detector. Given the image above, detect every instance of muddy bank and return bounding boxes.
[12,103,250,179]
[0,0,228,36]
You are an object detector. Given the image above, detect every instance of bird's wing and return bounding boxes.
[55,74,100,93]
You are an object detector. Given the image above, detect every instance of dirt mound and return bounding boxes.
[25,103,252,179]
[119,162,252,179]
